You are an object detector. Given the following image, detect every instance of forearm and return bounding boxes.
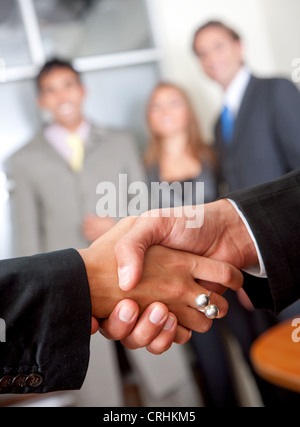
[78,217,137,319]
[0,250,91,393]
[227,170,300,313]
[203,199,258,270]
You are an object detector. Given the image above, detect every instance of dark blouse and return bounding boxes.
[147,161,217,209]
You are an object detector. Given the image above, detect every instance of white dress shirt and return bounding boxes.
[223,65,251,116]
[44,120,91,163]
[223,68,266,277]
[227,199,267,278]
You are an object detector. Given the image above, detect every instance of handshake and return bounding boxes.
[1,173,295,394]
[79,199,257,355]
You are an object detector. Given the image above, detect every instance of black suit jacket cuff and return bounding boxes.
[226,170,300,314]
[0,249,91,393]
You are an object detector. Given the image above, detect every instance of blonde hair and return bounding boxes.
[144,82,215,169]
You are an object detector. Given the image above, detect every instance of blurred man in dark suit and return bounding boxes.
[190,20,300,406]
[193,20,300,192]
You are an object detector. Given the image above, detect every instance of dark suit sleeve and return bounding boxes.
[0,249,91,394]
[272,79,300,170]
[227,169,300,314]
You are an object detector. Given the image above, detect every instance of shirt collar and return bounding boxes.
[44,120,91,162]
[223,66,251,116]
[45,120,91,142]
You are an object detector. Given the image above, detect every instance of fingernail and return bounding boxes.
[118,266,131,289]
[163,315,175,331]
[118,305,136,323]
[149,306,167,325]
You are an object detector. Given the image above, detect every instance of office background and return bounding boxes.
[1,0,300,260]
[0,0,299,407]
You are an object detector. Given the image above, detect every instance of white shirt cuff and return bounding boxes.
[227,199,267,278]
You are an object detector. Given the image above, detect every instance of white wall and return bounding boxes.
[262,0,300,77]
[150,0,300,140]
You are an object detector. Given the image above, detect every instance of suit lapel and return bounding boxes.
[231,76,260,147]
[37,124,104,172]
[38,131,72,170]
[84,124,103,158]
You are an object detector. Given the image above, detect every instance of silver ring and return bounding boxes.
[204,304,220,320]
[195,292,212,309]
[195,292,219,319]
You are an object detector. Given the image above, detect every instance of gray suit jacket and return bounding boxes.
[4,124,201,405]
[4,124,145,404]
[5,124,146,256]
[215,76,300,192]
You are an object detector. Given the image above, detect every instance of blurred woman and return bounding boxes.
[144,83,240,407]
[145,82,217,208]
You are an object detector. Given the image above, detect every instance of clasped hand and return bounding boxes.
[79,200,248,355]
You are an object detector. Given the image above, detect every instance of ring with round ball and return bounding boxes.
[204,304,220,320]
[195,292,212,310]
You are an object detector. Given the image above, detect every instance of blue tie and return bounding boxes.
[221,105,235,145]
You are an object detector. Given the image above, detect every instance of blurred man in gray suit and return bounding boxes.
[6,59,145,256]
[5,59,201,407]
[5,58,146,407]
[190,20,300,407]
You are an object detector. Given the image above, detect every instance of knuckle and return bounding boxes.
[121,329,147,350]
[114,240,124,257]
[131,328,148,348]
[147,340,172,355]
[171,281,185,299]
[146,337,173,355]
[217,298,229,317]
[120,338,135,350]
[235,271,244,289]
[198,317,212,333]
[219,263,234,285]
[175,328,192,344]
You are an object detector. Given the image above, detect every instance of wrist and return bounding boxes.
[78,246,124,319]
[214,199,258,269]
[78,217,138,319]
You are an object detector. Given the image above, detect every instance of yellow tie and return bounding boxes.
[66,133,84,173]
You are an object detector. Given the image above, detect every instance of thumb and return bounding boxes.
[114,214,170,291]
[114,233,148,291]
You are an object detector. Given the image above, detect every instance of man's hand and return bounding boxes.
[79,211,244,347]
[82,217,190,353]
[114,200,258,291]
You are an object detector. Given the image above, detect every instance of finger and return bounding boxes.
[91,316,100,335]
[121,302,169,350]
[174,325,192,344]
[194,279,226,296]
[114,215,172,291]
[166,276,229,321]
[145,314,177,355]
[190,256,244,291]
[99,299,139,341]
[189,286,229,319]
[174,306,213,333]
